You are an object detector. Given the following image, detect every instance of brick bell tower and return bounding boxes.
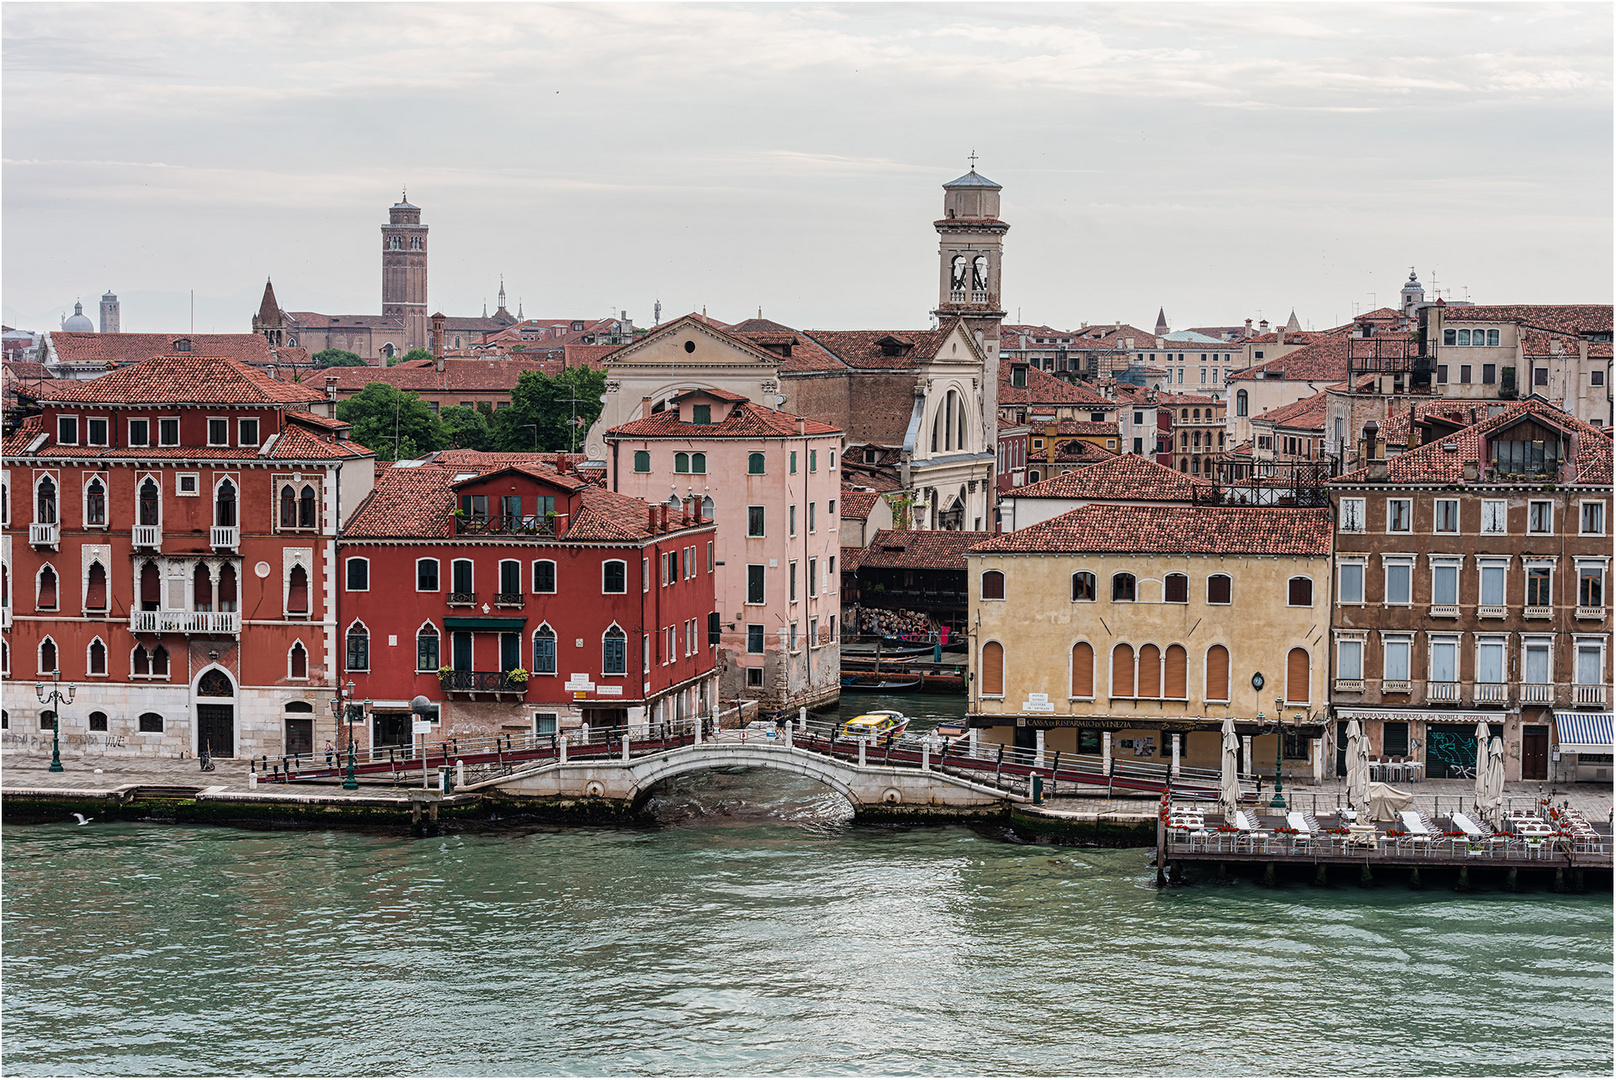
[933,158,1008,438]
[382,191,429,351]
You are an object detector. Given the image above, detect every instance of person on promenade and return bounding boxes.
[325,740,335,768]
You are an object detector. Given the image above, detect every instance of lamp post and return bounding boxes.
[35,669,75,773]
[329,679,361,791]
[1270,696,1287,809]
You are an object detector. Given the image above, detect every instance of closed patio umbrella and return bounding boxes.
[1219,716,1241,822]
[1346,719,1370,818]
[1481,735,1507,829]
[1473,720,1490,801]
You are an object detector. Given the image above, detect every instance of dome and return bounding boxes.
[1403,270,1423,290]
[61,300,94,332]
[943,169,1001,189]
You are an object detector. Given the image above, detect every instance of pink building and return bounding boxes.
[605,389,844,709]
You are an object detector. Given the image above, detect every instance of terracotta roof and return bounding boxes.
[1155,392,1222,407]
[562,343,620,369]
[859,529,997,571]
[1439,304,1612,335]
[47,332,301,369]
[1037,420,1120,437]
[1000,366,1113,407]
[1008,454,1217,502]
[1052,440,1118,464]
[1252,390,1329,432]
[839,489,882,520]
[325,357,557,393]
[287,311,404,332]
[1375,398,1498,447]
[451,460,592,495]
[1228,334,1405,383]
[38,354,327,405]
[0,409,370,462]
[972,504,1332,556]
[606,402,841,439]
[801,321,958,371]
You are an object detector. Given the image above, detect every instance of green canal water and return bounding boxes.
[2,693,1611,1076]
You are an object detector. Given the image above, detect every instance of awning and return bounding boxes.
[442,617,527,631]
[1555,712,1613,754]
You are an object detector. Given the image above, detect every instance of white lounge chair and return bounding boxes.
[1399,810,1431,836]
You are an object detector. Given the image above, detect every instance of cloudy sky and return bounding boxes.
[3,2,1610,337]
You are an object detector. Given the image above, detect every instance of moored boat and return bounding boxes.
[841,674,924,691]
[840,710,911,739]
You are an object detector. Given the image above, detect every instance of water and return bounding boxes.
[3,730,1612,1075]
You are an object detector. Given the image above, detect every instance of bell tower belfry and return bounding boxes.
[933,159,1008,439]
[381,192,429,351]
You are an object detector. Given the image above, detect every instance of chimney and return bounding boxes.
[431,312,446,372]
[795,415,806,435]
[1462,460,1479,482]
[648,505,657,533]
[325,374,339,400]
[642,396,653,419]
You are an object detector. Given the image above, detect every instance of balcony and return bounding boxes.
[1,603,10,630]
[1428,604,1460,619]
[1474,682,1509,704]
[132,524,161,549]
[439,670,527,698]
[211,525,239,550]
[1576,606,1606,621]
[29,522,58,549]
[1383,679,1413,694]
[1519,683,1555,705]
[1427,681,1461,703]
[128,610,241,635]
[447,592,478,608]
[1574,684,1608,707]
[1524,605,1553,620]
[493,592,524,608]
[453,514,557,538]
[1478,605,1507,619]
[1334,678,1365,693]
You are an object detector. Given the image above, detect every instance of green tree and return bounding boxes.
[493,366,608,452]
[439,405,493,451]
[336,383,444,461]
[393,348,433,366]
[315,348,366,369]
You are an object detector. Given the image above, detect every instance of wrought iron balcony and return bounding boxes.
[1473,682,1509,704]
[128,610,241,635]
[1519,683,1555,705]
[211,525,239,550]
[453,514,557,538]
[438,670,527,697]
[132,524,161,549]
[493,592,525,607]
[1427,681,1460,703]
[30,522,58,549]
[447,592,477,607]
[1574,684,1608,707]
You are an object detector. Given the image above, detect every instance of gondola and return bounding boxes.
[840,674,924,691]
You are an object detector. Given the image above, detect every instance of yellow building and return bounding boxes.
[966,504,1333,783]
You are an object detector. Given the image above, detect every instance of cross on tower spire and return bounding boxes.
[967,149,978,170]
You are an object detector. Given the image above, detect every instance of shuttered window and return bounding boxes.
[981,571,1005,600]
[1206,645,1230,702]
[1164,644,1188,700]
[1071,642,1094,698]
[1286,648,1310,704]
[1137,644,1162,698]
[1111,644,1135,698]
[981,641,1004,695]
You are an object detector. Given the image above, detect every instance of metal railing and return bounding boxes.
[447,592,477,607]
[493,592,524,607]
[128,610,241,634]
[439,670,526,694]
[454,514,557,537]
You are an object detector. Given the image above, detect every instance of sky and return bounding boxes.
[3,1,1611,337]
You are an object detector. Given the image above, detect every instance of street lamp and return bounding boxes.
[1270,696,1287,809]
[329,679,362,791]
[35,669,75,773]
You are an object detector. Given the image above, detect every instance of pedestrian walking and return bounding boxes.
[325,740,335,768]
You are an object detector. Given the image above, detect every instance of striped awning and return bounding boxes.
[1555,712,1613,754]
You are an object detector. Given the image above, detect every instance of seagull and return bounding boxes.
[71,813,94,826]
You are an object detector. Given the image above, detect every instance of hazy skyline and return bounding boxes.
[4,2,1611,337]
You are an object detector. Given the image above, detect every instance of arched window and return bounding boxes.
[1193,408,1201,420]
[451,558,474,596]
[299,485,317,528]
[1164,573,1188,603]
[1286,648,1311,704]
[152,644,169,677]
[981,570,1005,600]
[415,624,439,672]
[956,391,967,451]
[1236,390,1248,416]
[416,558,439,591]
[40,709,57,731]
[980,641,1004,695]
[280,484,297,528]
[89,711,107,731]
[1071,571,1096,602]
[289,641,308,679]
[133,644,149,677]
[1071,642,1094,698]
[633,451,651,473]
[675,452,690,473]
[85,477,106,526]
[931,408,942,454]
[214,478,237,527]
[1028,469,1040,483]
[701,496,715,520]
[602,560,627,594]
[287,564,309,614]
[1110,644,1136,698]
[138,477,159,526]
[533,560,556,594]
[198,668,233,698]
[193,563,213,611]
[39,636,58,674]
[87,637,107,676]
[346,621,369,671]
[533,624,557,674]
[1207,574,1232,605]
[35,476,57,524]
[138,712,164,733]
[345,557,369,591]
[498,559,522,598]
[37,564,58,610]
[1164,644,1188,700]
[1111,573,1135,602]
[85,561,108,612]
[691,453,706,474]
[747,453,765,475]
[1287,576,1313,606]
[218,564,237,611]
[602,625,627,675]
[1137,644,1162,699]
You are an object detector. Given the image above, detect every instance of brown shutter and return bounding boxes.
[1137,644,1162,699]
[982,641,1004,695]
[1286,648,1310,704]
[1111,644,1135,698]
[1071,642,1094,698]
[1165,645,1188,700]
[1206,645,1229,702]
[982,571,1004,600]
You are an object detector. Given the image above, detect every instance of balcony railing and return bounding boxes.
[1427,681,1460,703]
[438,670,527,696]
[1428,604,1460,619]
[1478,605,1507,619]
[132,524,161,548]
[1474,682,1509,704]
[30,522,58,548]
[211,525,239,550]
[493,592,524,607]
[1383,679,1413,694]
[447,592,477,607]
[1334,678,1364,693]
[128,610,241,635]
[1,603,10,630]
[1574,684,1608,707]
[453,514,557,538]
[1576,606,1606,621]
[1523,605,1553,620]
[1519,683,1555,704]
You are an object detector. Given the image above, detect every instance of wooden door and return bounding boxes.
[1521,725,1549,780]
[197,704,234,758]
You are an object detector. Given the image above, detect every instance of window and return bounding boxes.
[1432,560,1460,607]
[980,641,1004,696]
[85,477,106,527]
[1436,364,1448,384]
[1383,636,1412,682]
[529,559,555,594]
[1524,638,1552,685]
[532,626,557,674]
[1137,645,1161,699]
[1480,499,1507,535]
[1575,640,1604,686]
[691,453,706,474]
[1528,501,1553,535]
[633,450,650,473]
[1526,565,1553,608]
[981,570,1005,600]
[1434,499,1460,534]
[239,418,260,446]
[788,561,798,603]
[346,622,369,671]
[602,560,627,593]
[1285,648,1310,703]
[1479,559,1507,609]
[208,418,229,446]
[139,712,164,733]
[708,542,715,573]
[747,565,765,605]
[1429,636,1458,684]
[1581,502,1606,535]
[1111,573,1136,602]
[790,451,798,474]
[129,418,150,446]
[1482,363,1496,385]
[1337,637,1364,682]
[789,505,797,536]
[1594,370,1606,387]
[808,557,818,596]
[748,453,765,474]
[1071,572,1096,602]
[808,502,817,533]
[346,557,369,591]
[1578,564,1605,609]
[86,417,108,446]
[289,641,309,679]
[1386,499,1412,533]
[746,624,765,654]
[674,452,689,474]
[159,417,180,446]
[37,565,58,610]
[1384,558,1413,605]
[87,637,107,676]
[1069,641,1094,699]
[745,667,764,687]
[57,416,78,445]
[176,473,198,496]
[1459,364,1472,384]
[214,479,237,527]
[298,485,317,528]
[603,626,627,675]
[88,710,108,732]
[1534,366,1549,386]
[1340,498,1364,532]
[497,559,522,598]
[1287,577,1313,606]
[1206,574,1231,605]
[1476,637,1506,685]
[415,558,439,591]
[1339,560,1365,604]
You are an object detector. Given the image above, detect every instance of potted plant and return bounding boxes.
[504,667,530,685]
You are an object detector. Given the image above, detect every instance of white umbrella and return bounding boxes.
[1346,719,1370,818]
[1481,735,1507,829]
[1473,720,1490,802]
[1219,716,1241,822]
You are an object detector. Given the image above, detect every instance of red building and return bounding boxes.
[2,354,375,760]
[338,458,717,745]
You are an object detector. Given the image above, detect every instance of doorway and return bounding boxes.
[197,704,235,758]
[285,717,314,756]
[1521,724,1549,780]
[373,711,412,748]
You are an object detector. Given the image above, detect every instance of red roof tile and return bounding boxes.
[606,401,841,439]
[326,357,557,393]
[1008,454,1216,502]
[1229,333,1405,383]
[1252,390,1329,432]
[1440,304,1612,335]
[999,366,1113,408]
[47,332,302,369]
[39,354,327,405]
[860,529,997,570]
[972,504,1332,556]
[801,321,959,371]
[839,489,882,520]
